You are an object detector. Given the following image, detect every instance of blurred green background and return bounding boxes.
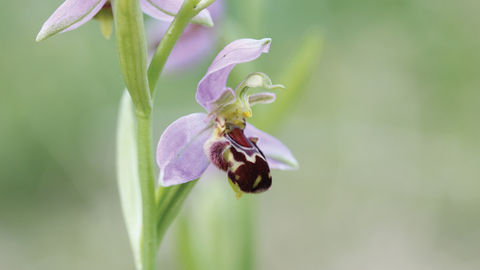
[2,0,480,269]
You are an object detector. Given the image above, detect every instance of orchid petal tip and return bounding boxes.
[36,32,47,42]
[191,9,214,27]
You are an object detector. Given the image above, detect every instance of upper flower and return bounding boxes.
[145,0,223,73]
[156,38,298,199]
[36,0,213,42]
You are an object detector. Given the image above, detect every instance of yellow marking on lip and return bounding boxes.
[252,175,262,189]
[233,147,263,163]
[228,178,244,200]
[243,110,251,118]
[225,151,244,172]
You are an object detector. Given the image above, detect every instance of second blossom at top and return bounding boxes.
[36,0,214,41]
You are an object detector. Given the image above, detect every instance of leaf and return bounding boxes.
[116,90,142,270]
[156,179,198,247]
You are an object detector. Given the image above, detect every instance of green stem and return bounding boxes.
[113,0,151,117]
[145,0,206,251]
[141,0,215,259]
[147,0,199,98]
[137,114,157,270]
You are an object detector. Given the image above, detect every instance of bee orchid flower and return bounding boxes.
[36,0,213,41]
[156,38,298,199]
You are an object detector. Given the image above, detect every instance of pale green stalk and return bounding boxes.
[114,0,151,117]
[136,114,157,270]
[145,0,216,251]
[115,0,216,267]
[113,0,156,268]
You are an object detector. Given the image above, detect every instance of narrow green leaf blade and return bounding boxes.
[116,90,142,270]
[156,179,198,247]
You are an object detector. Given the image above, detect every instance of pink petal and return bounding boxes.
[244,124,299,170]
[139,0,176,21]
[36,0,107,41]
[196,38,272,111]
[157,113,214,186]
[139,0,212,25]
[145,0,223,72]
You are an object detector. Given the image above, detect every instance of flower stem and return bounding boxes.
[145,0,209,252]
[113,0,151,117]
[139,0,215,263]
[136,114,157,270]
[147,0,200,98]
